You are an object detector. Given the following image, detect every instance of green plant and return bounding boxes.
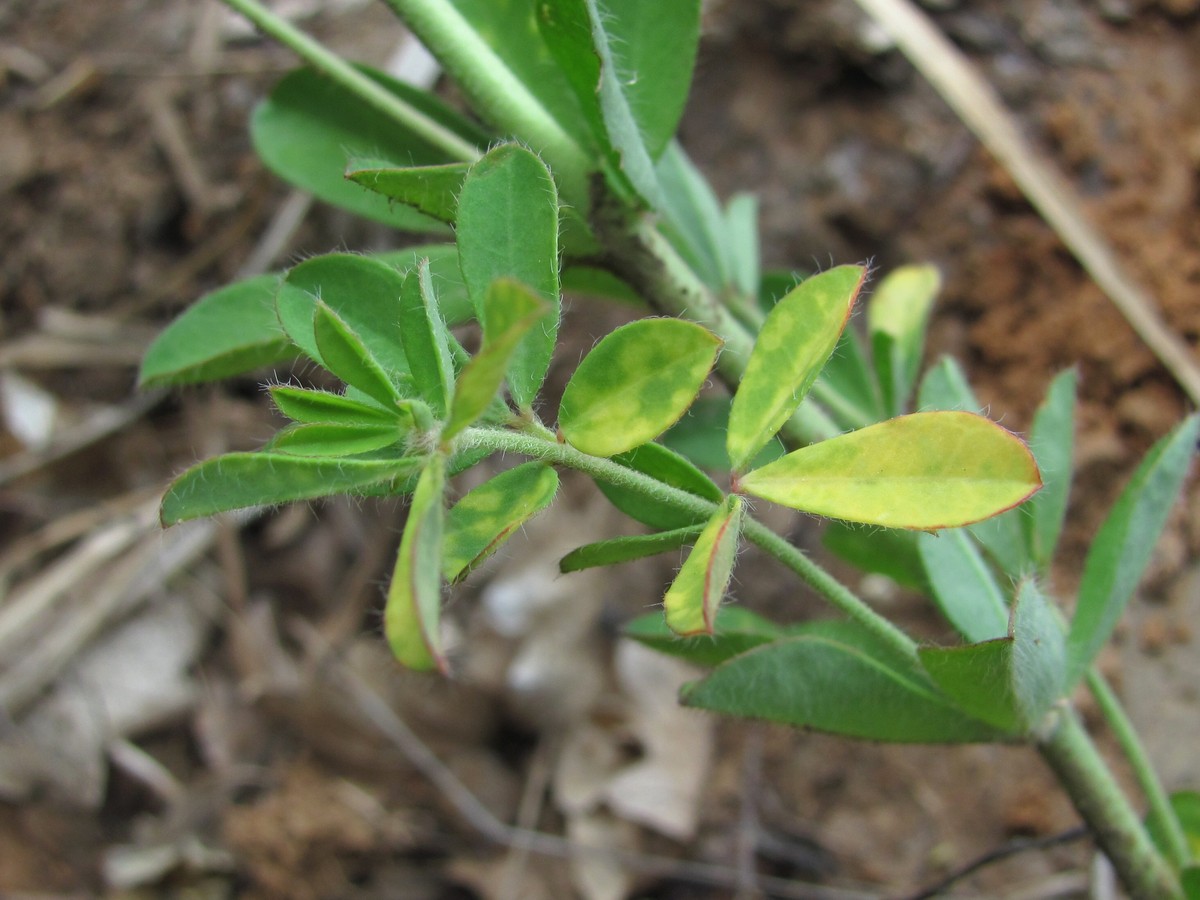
[140,2,1199,896]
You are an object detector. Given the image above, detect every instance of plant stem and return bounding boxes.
[1086,668,1190,869]
[460,426,918,665]
[1037,707,1182,899]
[221,0,481,163]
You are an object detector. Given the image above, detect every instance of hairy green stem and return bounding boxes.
[222,0,481,163]
[1086,669,1190,870]
[1037,708,1183,899]
[460,426,917,664]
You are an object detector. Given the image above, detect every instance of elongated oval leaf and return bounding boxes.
[727,266,865,471]
[823,522,928,592]
[810,326,883,431]
[385,455,448,672]
[559,319,721,457]
[625,606,785,668]
[345,162,468,224]
[313,301,403,407]
[252,65,487,230]
[267,424,404,457]
[1010,579,1067,728]
[160,453,420,525]
[270,386,401,427]
[442,462,559,582]
[919,639,1021,734]
[139,275,293,387]
[594,442,722,531]
[1025,368,1077,570]
[867,264,940,417]
[559,526,703,574]
[456,144,560,410]
[399,260,456,417]
[664,495,743,636]
[918,529,1009,642]
[1065,414,1199,686]
[740,412,1042,531]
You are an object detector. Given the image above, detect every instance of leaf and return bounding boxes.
[443,279,549,439]
[276,254,411,387]
[251,65,486,230]
[1009,579,1067,728]
[594,442,722,531]
[919,639,1021,733]
[822,522,928,592]
[1183,867,1200,900]
[160,453,420,525]
[1065,414,1199,686]
[740,411,1042,531]
[344,161,468,224]
[442,462,559,581]
[867,264,940,417]
[379,244,475,326]
[313,301,403,407]
[664,495,743,636]
[727,265,865,471]
[267,424,405,457]
[1147,791,1200,861]
[559,526,703,574]
[399,259,457,417]
[917,356,981,413]
[559,319,721,457]
[270,386,402,427]
[1024,368,1077,570]
[918,529,1010,643]
[661,396,785,471]
[385,455,448,672]
[654,141,729,290]
[724,193,760,299]
[455,144,560,410]
[139,274,294,387]
[561,265,644,306]
[625,606,785,668]
[683,621,1001,743]
[810,326,884,431]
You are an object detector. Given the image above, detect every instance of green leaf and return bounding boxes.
[664,495,743,636]
[727,265,865,471]
[560,265,643,306]
[277,254,411,387]
[443,279,549,439]
[1025,368,1077,570]
[810,326,883,431]
[724,193,760,299]
[385,455,448,672]
[313,301,403,407]
[594,442,722,531]
[267,423,405,458]
[661,396,785,471]
[654,141,729,290]
[399,259,457,417]
[1009,579,1067,728]
[139,275,294,388]
[1066,414,1200,686]
[559,525,702,574]
[270,386,402,427]
[378,244,475,326]
[456,144,560,410]
[559,319,721,457]
[344,161,468,224]
[160,453,420,525]
[625,606,784,668]
[442,462,559,582]
[251,65,486,230]
[1183,867,1200,900]
[867,264,940,417]
[683,621,1001,743]
[740,412,1043,531]
[918,529,1010,643]
[1148,791,1200,862]
[822,523,928,592]
[917,356,981,412]
[919,639,1021,734]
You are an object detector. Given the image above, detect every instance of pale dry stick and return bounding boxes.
[142,84,242,215]
[847,0,1200,406]
[298,621,881,900]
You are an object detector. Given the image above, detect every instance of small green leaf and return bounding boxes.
[625,606,784,668]
[344,162,468,224]
[1148,791,1200,861]
[313,301,403,408]
[559,526,703,574]
[561,265,643,306]
[442,462,559,582]
[139,275,293,387]
[160,453,420,525]
[443,280,549,440]
[724,193,760,300]
[867,264,940,417]
[1182,867,1200,900]
[594,442,722,531]
[822,523,928,592]
[251,65,486,230]
[1065,414,1199,686]
[385,455,448,672]
[654,141,728,291]
[400,259,457,417]
[267,423,404,457]
[727,266,866,471]
[270,386,401,427]
[1010,579,1067,728]
[456,144,560,410]
[919,639,1021,734]
[918,529,1010,643]
[559,319,721,457]
[740,412,1043,531]
[917,356,981,412]
[683,621,1001,743]
[664,494,743,636]
[810,326,884,431]
[1025,368,1077,570]
[661,397,785,471]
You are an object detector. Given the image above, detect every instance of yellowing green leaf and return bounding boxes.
[559,319,721,457]
[739,411,1042,531]
[727,265,865,471]
[664,494,743,636]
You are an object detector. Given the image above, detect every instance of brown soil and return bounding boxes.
[2,1,1197,898]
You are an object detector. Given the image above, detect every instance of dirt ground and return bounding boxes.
[1,0,1198,897]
